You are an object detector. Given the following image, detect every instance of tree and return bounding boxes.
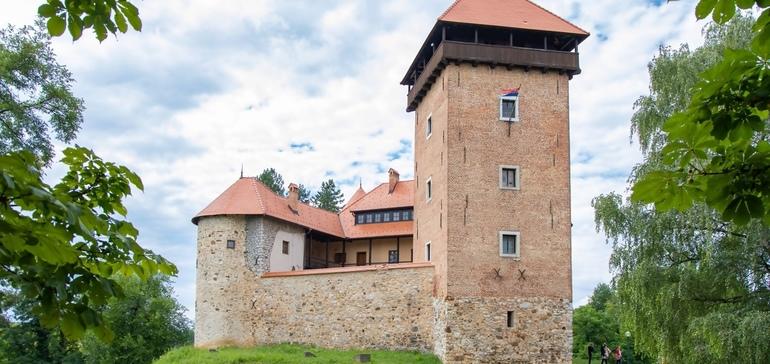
[313,179,344,213]
[0,147,176,340]
[0,23,84,166]
[36,0,142,42]
[298,184,312,203]
[573,283,652,364]
[632,1,770,226]
[588,283,614,312]
[594,16,770,363]
[257,168,286,196]
[0,287,84,364]
[79,275,192,364]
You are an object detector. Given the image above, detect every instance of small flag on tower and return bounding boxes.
[501,88,519,96]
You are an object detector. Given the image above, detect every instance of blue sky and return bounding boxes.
[1,0,705,319]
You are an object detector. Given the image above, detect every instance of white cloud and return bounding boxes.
[0,0,708,318]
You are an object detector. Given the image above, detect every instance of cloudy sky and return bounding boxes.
[2,0,706,318]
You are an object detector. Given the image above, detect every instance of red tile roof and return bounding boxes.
[439,0,588,36]
[193,178,415,240]
[347,180,414,212]
[193,178,344,237]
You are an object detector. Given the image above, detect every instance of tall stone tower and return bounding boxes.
[403,0,588,362]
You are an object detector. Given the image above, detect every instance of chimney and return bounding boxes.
[288,183,299,213]
[388,168,400,194]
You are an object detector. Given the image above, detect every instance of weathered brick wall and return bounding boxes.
[445,63,572,300]
[414,62,575,363]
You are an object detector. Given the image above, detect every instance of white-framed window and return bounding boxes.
[499,165,520,190]
[425,241,432,262]
[426,114,433,139]
[499,231,520,258]
[499,95,519,121]
[426,177,432,201]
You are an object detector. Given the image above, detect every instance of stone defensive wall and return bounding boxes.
[195,215,435,350]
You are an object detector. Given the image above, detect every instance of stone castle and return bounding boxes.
[192,0,588,362]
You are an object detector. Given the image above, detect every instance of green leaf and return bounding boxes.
[695,0,718,19]
[712,0,736,24]
[722,195,764,225]
[114,11,128,33]
[67,14,83,40]
[38,4,57,17]
[735,0,754,8]
[47,16,66,36]
[60,313,86,340]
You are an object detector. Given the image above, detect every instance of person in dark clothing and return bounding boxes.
[600,343,609,364]
[588,342,595,364]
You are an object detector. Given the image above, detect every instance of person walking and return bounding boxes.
[588,342,595,364]
[600,343,609,364]
[613,345,622,364]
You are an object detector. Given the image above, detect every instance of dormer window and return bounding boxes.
[354,209,414,225]
[500,95,519,121]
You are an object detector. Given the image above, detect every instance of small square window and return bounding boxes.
[426,177,432,201]
[356,214,364,224]
[383,212,391,222]
[393,211,401,221]
[499,231,520,258]
[426,114,433,139]
[226,240,235,249]
[402,210,412,220]
[500,96,519,121]
[282,241,289,255]
[500,165,520,190]
[425,241,432,262]
[366,214,373,223]
[374,213,382,223]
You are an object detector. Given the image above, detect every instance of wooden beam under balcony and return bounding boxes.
[405,41,581,112]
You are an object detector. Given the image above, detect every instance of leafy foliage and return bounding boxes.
[37,0,142,42]
[0,288,84,364]
[0,24,84,166]
[257,168,286,196]
[79,275,192,364]
[0,147,176,341]
[572,284,650,364]
[312,179,344,213]
[632,4,770,226]
[594,16,770,363]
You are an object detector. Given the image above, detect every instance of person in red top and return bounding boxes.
[613,345,622,364]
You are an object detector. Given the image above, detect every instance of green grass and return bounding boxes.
[155,344,442,364]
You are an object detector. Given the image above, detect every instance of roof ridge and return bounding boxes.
[248,178,265,213]
[523,0,590,36]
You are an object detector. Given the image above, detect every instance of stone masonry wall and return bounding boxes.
[437,297,572,364]
[245,216,305,274]
[246,265,436,351]
[195,215,257,347]
[196,214,436,351]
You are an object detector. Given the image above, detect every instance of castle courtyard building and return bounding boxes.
[193,1,588,362]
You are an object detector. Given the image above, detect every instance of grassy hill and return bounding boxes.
[155,344,441,364]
